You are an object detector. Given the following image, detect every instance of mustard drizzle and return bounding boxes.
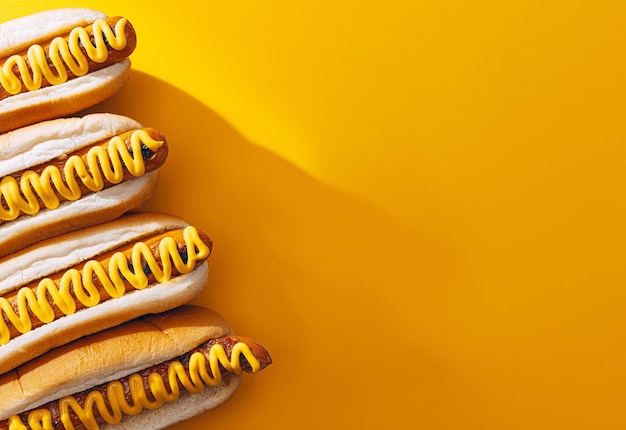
[0,226,210,345]
[8,342,261,430]
[0,129,163,222]
[0,18,129,95]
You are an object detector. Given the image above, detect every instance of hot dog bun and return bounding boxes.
[0,8,136,133]
[0,305,272,429]
[0,211,212,375]
[0,113,168,258]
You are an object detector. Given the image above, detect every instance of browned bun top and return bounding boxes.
[0,305,232,419]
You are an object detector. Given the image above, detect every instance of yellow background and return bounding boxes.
[2,1,626,429]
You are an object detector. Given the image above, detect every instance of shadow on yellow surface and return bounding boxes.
[83,71,461,428]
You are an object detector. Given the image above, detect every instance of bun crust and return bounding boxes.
[0,113,164,257]
[0,212,211,375]
[0,305,233,419]
[0,9,133,133]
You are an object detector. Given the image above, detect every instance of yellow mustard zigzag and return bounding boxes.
[0,18,129,95]
[0,226,210,345]
[0,129,163,222]
[9,342,261,430]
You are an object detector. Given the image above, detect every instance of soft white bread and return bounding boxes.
[0,212,211,375]
[0,113,163,258]
[0,168,158,258]
[0,8,134,133]
[0,211,191,293]
[0,8,106,57]
[0,61,131,134]
[0,112,141,172]
[0,305,236,420]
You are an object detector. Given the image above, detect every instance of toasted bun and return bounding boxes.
[0,113,163,258]
[0,305,235,420]
[0,9,133,133]
[0,212,211,375]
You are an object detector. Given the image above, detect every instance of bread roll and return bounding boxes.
[0,113,168,257]
[0,212,212,374]
[0,8,136,133]
[0,306,272,429]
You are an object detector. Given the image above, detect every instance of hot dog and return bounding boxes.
[0,113,168,258]
[0,305,272,430]
[0,211,213,375]
[0,8,137,133]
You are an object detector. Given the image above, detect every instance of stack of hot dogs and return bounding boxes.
[0,8,271,430]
